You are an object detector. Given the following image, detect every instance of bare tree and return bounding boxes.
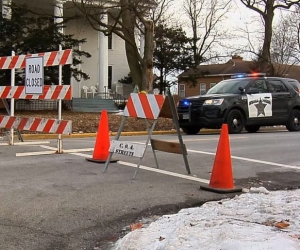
[183,0,231,67]
[239,0,300,75]
[272,7,300,64]
[70,0,174,92]
[266,7,300,76]
[272,18,297,64]
[289,6,300,63]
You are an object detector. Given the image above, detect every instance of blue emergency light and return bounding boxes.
[231,73,266,79]
[183,100,190,106]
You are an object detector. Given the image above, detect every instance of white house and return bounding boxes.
[1,0,138,98]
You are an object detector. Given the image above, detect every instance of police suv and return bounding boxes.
[177,75,300,134]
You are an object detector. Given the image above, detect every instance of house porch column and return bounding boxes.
[54,0,64,33]
[2,0,11,19]
[99,14,108,92]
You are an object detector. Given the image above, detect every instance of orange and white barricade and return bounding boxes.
[0,116,71,134]
[0,49,72,69]
[0,85,71,100]
[103,88,191,179]
[0,48,73,152]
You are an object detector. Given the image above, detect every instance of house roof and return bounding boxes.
[275,64,300,82]
[178,57,300,82]
[178,59,256,78]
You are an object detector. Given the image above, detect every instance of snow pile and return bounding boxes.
[113,189,300,250]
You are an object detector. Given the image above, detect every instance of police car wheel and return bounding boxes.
[286,109,300,132]
[244,125,260,133]
[227,109,245,134]
[182,127,201,135]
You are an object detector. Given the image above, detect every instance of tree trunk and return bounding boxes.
[143,20,155,92]
[261,2,274,75]
[120,0,143,91]
[120,0,154,92]
[125,41,143,91]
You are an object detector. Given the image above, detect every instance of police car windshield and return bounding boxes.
[206,79,251,94]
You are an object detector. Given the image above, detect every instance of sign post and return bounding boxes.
[9,51,15,145]
[57,45,63,153]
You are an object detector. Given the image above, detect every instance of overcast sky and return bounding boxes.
[168,0,288,62]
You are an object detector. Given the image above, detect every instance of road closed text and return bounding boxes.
[26,77,43,87]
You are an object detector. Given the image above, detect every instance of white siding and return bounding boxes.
[108,35,130,89]
[65,19,129,97]
[66,19,98,97]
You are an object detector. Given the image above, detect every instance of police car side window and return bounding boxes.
[288,81,300,92]
[267,80,288,93]
[248,80,268,93]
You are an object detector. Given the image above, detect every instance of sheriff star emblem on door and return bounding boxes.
[247,93,272,118]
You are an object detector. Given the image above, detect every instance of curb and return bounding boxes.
[20,130,218,140]
[17,126,287,140]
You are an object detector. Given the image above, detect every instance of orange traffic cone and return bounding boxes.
[200,124,242,193]
[86,110,118,163]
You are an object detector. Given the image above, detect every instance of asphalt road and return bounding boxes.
[0,129,300,250]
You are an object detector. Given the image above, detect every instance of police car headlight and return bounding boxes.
[203,99,224,105]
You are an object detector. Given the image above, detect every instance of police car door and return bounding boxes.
[266,79,290,121]
[246,79,272,122]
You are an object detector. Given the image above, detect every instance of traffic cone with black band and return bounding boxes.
[200,124,242,193]
[86,110,118,163]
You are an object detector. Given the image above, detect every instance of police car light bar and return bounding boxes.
[231,73,266,78]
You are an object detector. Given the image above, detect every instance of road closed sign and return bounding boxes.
[25,57,44,94]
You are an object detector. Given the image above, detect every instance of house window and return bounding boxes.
[108,65,113,89]
[210,83,216,89]
[200,83,206,95]
[108,33,113,49]
[179,84,185,97]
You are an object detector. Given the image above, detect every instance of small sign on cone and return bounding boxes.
[86,110,118,163]
[200,124,242,193]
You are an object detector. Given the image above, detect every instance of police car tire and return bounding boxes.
[227,109,245,134]
[244,125,260,133]
[286,109,300,132]
[182,127,201,135]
